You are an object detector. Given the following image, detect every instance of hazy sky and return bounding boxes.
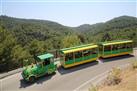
[1,0,137,26]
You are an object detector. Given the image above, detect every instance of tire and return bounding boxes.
[29,76,35,83]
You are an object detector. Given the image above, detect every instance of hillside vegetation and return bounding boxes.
[0,15,137,72]
[76,16,137,44]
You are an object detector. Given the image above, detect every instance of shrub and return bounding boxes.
[106,67,121,85]
[132,60,137,69]
[89,84,98,91]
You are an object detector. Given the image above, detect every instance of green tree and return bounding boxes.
[28,40,47,56]
[11,45,31,67]
[62,35,81,48]
[102,33,111,42]
[0,27,17,71]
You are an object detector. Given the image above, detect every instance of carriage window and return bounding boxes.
[91,48,97,54]
[75,51,82,59]
[104,46,111,51]
[38,62,43,68]
[65,53,73,61]
[121,44,126,49]
[43,58,50,65]
[117,44,122,49]
[83,49,91,56]
[112,45,118,50]
[126,43,132,48]
[99,46,103,52]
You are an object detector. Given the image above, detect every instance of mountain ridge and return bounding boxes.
[0,15,137,43]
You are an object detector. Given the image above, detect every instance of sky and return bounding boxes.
[0,0,137,27]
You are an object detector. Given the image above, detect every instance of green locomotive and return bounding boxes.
[22,53,57,82]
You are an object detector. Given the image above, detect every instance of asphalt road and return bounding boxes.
[0,50,137,91]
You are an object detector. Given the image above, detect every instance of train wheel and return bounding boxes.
[29,76,35,83]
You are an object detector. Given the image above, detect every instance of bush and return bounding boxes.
[132,60,137,69]
[89,84,98,91]
[106,67,121,85]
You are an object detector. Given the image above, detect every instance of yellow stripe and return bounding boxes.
[103,40,133,46]
[63,45,98,54]
[102,52,131,58]
[63,58,97,68]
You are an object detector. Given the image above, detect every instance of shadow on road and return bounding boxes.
[58,61,98,75]
[19,72,56,88]
[102,54,134,63]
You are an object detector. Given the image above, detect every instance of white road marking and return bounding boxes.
[74,63,130,91]
[93,74,108,85]
[74,70,109,91]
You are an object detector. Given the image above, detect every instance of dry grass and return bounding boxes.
[99,66,137,91]
[89,60,137,91]
[132,60,137,69]
[88,84,98,91]
[105,67,121,86]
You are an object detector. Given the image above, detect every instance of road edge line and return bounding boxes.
[74,63,130,91]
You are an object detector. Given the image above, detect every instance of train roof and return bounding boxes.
[99,40,133,46]
[60,43,98,54]
[37,53,54,61]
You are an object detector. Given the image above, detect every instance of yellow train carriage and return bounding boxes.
[59,44,99,68]
[99,40,133,58]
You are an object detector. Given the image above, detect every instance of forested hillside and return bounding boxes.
[0,15,137,72]
[75,16,137,44]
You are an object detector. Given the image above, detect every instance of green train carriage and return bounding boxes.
[59,44,99,68]
[98,40,133,58]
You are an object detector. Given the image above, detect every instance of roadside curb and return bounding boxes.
[0,68,23,79]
